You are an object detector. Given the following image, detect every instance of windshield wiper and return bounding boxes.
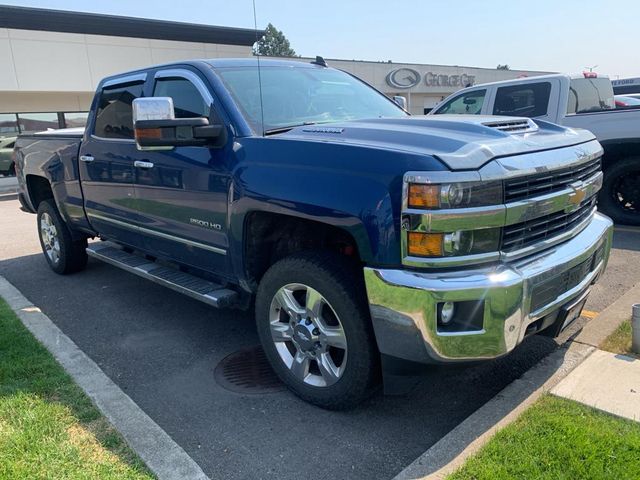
[263,122,318,136]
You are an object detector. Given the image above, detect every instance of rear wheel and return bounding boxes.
[37,200,88,274]
[255,252,380,410]
[598,157,640,225]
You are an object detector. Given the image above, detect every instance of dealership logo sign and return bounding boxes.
[386,68,422,89]
[386,68,476,89]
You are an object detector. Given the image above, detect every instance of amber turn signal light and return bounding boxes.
[408,184,440,208]
[135,127,163,139]
[407,232,443,256]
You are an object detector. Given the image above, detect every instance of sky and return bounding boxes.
[3,0,640,78]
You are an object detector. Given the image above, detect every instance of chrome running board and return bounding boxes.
[86,241,238,308]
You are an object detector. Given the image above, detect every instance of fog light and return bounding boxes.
[440,301,455,325]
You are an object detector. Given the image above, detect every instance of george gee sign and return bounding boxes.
[386,67,476,89]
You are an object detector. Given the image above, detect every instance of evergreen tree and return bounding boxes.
[254,23,296,57]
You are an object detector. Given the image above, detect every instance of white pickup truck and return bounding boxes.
[430,73,640,225]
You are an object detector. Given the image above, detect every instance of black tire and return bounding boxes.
[37,199,88,274]
[255,251,380,410]
[598,157,640,225]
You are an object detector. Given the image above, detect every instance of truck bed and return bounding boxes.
[15,129,86,230]
[563,107,640,143]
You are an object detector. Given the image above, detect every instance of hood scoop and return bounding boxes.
[482,118,538,134]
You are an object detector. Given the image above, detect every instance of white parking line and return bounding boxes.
[0,275,210,480]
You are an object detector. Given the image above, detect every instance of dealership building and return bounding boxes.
[0,5,549,135]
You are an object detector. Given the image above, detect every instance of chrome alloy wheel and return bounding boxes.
[269,283,348,387]
[40,212,61,265]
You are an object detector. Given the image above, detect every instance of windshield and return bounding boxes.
[567,78,615,114]
[215,65,407,133]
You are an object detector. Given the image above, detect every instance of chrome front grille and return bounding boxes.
[501,197,597,252]
[401,140,604,269]
[504,157,601,202]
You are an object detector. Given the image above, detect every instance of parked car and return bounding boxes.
[430,73,640,225]
[615,95,640,107]
[0,136,16,176]
[14,59,613,409]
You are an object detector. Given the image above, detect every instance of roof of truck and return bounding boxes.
[206,58,319,69]
[98,58,328,86]
[467,73,611,89]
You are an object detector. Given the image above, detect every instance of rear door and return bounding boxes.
[79,74,146,247]
[132,68,231,275]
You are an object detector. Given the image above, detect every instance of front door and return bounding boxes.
[133,68,230,276]
[79,76,146,249]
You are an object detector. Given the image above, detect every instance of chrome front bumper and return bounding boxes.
[364,212,614,364]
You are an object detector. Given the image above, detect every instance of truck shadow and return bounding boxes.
[612,226,640,252]
[0,253,572,480]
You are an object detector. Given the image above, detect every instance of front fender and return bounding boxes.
[228,137,447,281]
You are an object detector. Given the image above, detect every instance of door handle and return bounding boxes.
[134,161,154,169]
[79,155,94,163]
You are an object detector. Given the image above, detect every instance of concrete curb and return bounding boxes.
[393,281,640,480]
[0,275,210,480]
[572,283,639,348]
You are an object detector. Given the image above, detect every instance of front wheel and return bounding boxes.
[37,200,88,274]
[255,252,380,410]
[598,157,640,225]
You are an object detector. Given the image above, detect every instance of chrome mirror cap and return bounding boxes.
[393,95,407,111]
[132,97,175,123]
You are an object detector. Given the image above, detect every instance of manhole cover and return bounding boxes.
[214,345,285,394]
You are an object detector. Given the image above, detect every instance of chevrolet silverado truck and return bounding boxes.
[430,73,640,225]
[15,59,613,409]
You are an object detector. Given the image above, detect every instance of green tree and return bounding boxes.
[254,23,296,57]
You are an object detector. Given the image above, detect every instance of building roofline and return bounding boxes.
[289,56,553,74]
[0,5,263,47]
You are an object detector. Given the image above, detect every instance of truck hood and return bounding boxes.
[280,115,596,170]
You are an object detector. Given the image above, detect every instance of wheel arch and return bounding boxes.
[25,174,54,212]
[242,211,367,289]
[600,139,640,171]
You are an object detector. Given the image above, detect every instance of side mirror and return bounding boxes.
[132,97,225,150]
[393,95,407,111]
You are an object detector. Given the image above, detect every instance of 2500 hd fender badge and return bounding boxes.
[190,218,222,230]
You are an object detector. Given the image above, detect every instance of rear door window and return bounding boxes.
[434,90,486,114]
[94,81,145,139]
[493,82,552,117]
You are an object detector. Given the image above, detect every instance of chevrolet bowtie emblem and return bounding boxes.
[567,183,587,208]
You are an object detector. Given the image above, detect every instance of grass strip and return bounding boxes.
[601,319,637,358]
[0,298,154,479]
[448,395,640,480]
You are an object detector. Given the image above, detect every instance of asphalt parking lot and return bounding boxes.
[1,196,639,480]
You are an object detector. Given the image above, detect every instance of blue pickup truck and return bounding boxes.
[15,58,613,409]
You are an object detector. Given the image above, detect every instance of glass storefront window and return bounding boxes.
[0,114,19,139]
[63,112,89,129]
[17,112,60,134]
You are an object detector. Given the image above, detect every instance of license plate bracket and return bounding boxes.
[558,295,589,332]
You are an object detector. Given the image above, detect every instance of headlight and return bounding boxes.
[408,181,503,209]
[407,228,500,257]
